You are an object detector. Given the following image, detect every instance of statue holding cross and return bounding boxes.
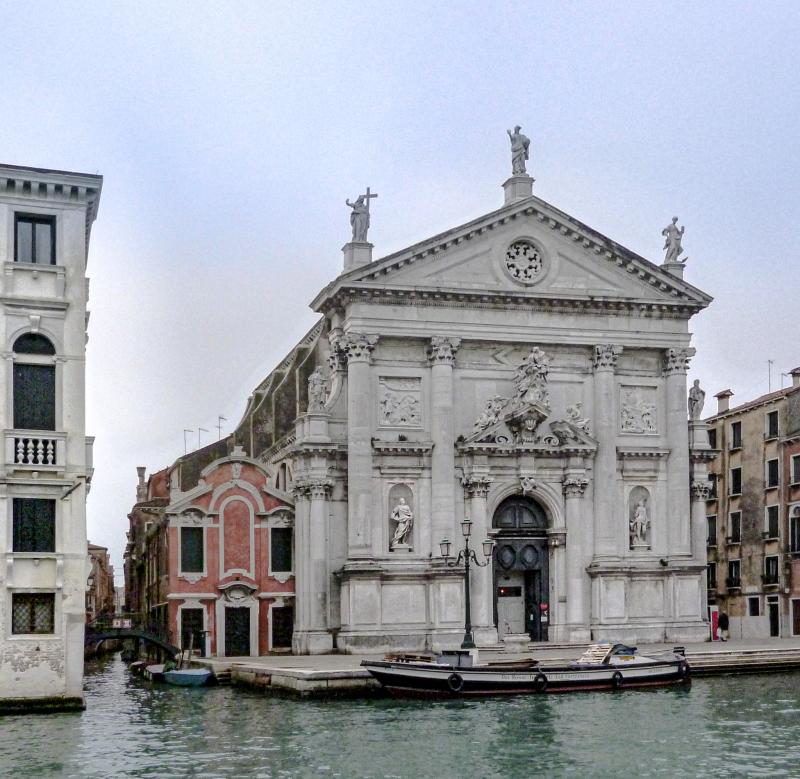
[346,187,378,243]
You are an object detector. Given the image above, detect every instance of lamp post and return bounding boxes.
[440,519,494,649]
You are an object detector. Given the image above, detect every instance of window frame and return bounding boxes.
[764,555,779,584]
[269,526,294,576]
[11,592,56,635]
[727,559,741,587]
[707,515,717,547]
[707,561,717,591]
[14,213,56,265]
[708,428,717,450]
[792,455,800,486]
[791,506,800,554]
[766,458,780,489]
[730,467,742,496]
[765,505,779,540]
[728,511,742,544]
[748,596,761,617]
[765,410,779,439]
[12,497,56,553]
[179,526,205,576]
[730,421,742,450]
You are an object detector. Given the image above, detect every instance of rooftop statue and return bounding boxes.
[662,217,686,264]
[346,187,378,243]
[507,125,530,176]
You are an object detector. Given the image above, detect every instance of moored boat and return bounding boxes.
[361,643,690,696]
[163,668,213,687]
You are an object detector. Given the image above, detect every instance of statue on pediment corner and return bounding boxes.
[662,217,687,264]
[507,125,531,176]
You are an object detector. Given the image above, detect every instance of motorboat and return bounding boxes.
[361,643,690,696]
[163,667,213,687]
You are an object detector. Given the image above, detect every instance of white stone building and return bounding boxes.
[233,151,715,653]
[0,165,101,711]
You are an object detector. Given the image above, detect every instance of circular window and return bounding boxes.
[504,240,546,285]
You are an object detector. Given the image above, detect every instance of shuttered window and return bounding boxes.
[270,527,293,573]
[13,498,55,553]
[180,527,204,573]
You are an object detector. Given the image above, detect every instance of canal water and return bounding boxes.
[1,655,800,778]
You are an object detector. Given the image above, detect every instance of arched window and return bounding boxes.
[14,333,55,355]
[493,496,547,534]
[13,333,56,431]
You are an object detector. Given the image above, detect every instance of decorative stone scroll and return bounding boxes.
[593,344,622,371]
[690,481,711,501]
[462,474,493,498]
[663,347,693,375]
[620,388,657,434]
[428,336,461,365]
[562,476,589,497]
[379,377,421,427]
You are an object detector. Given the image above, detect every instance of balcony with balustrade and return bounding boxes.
[4,429,67,474]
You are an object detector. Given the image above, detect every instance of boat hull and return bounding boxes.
[362,659,689,696]
[163,669,213,687]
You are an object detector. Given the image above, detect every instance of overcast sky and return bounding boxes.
[2,2,798,581]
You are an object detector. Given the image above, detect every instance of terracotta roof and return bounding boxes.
[705,384,800,421]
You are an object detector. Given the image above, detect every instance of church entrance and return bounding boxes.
[492,496,549,642]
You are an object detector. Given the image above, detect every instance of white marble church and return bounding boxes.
[237,129,715,653]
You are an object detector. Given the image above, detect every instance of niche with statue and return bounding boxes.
[628,486,652,551]
[388,483,414,552]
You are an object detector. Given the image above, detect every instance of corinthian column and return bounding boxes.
[593,345,622,558]
[290,480,311,653]
[344,333,378,557]
[664,348,694,556]
[563,475,590,636]
[428,336,461,556]
[691,480,711,607]
[462,474,497,645]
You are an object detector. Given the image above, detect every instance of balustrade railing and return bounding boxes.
[5,430,66,468]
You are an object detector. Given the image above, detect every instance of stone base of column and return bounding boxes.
[472,625,499,647]
[292,630,334,655]
[502,174,534,204]
[342,241,373,271]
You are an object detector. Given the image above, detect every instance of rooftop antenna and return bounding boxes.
[768,360,774,392]
[781,372,791,389]
[217,415,227,440]
[198,427,208,448]
[183,429,193,454]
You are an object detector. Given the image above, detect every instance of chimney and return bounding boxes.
[715,389,733,414]
[136,466,147,502]
[791,367,800,389]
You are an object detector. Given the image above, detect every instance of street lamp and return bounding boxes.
[440,520,494,649]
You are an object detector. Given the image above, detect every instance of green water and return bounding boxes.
[1,654,799,778]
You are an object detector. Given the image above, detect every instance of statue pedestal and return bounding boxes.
[390,543,412,553]
[342,241,373,271]
[502,175,534,204]
[630,542,651,553]
[661,260,685,279]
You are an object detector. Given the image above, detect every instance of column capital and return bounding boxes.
[690,480,711,501]
[291,479,311,500]
[593,344,622,372]
[462,474,493,498]
[428,336,461,366]
[562,476,589,497]
[663,347,695,376]
[327,329,348,372]
[307,478,334,499]
[343,333,379,364]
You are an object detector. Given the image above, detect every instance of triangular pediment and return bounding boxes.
[312,195,712,314]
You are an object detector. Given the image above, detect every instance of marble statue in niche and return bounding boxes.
[507,125,530,175]
[379,378,421,427]
[307,366,328,412]
[620,388,657,434]
[388,484,414,551]
[688,379,705,420]
[628,487,651,550]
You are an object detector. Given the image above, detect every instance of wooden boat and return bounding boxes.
[361,643,690,696]
[144,663,166,682]
[163,668,213,687]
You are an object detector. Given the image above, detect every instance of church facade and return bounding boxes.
[144,138,715,655]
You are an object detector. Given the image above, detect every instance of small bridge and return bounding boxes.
[85,614,180,657]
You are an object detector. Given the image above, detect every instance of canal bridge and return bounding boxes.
[85,614,180,657]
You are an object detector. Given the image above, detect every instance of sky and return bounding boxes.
[2,1,798,581]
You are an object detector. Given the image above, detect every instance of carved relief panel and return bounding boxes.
[620,387,657,434]
[379,377,422,428]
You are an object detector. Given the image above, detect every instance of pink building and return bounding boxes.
[126,444,295,657]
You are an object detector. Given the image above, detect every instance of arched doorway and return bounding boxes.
[492,496,550,641]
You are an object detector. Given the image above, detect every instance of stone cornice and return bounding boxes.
[616,447,670,459]
[311,195,712,314]
[372,440,434,455]
[457,442,596,457]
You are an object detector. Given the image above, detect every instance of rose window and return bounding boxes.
[505,241,544,284]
